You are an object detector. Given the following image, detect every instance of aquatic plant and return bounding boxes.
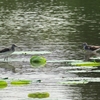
[30,56,46,67]
[10,80,32,86]
[0,80,7,89]
[28,92,50,98]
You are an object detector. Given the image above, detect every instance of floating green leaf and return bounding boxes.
[0,80,7,89]
[71,62,100,66]
[28,92,50,98]
[10,80,31,86]
[59,80,88,85]
[30,56,46,67]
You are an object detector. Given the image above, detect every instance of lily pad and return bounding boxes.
[71,62,100,66]
[0,80,7,89]
[30,56,46,67]
[28,92,50,98]
[10,80,31,86]
[59,80,88,85]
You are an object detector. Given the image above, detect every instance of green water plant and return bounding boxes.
[30,56,46,67]
[10,80,31,86]
[59,80,88,85]
[71,62,100,66]
[28,92,50,98]
[0,80,7,89]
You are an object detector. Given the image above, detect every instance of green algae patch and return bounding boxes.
[30,56,46,67]
[10,80,31,86]
[28,92,50,98]
[0,80,7,89]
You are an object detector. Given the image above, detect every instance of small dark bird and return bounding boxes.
[82,43,100,52]
[82,43,100,61]
[0,44,17,61]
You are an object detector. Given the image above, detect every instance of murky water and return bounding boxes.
[0,0,100,100]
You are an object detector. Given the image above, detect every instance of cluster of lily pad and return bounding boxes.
[0,79,32,89]
[1,55,100,99]
[0,79,50,98]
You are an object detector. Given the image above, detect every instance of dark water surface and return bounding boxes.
[0,0,100,100]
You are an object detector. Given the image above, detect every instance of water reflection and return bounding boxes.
[0,62,15,72]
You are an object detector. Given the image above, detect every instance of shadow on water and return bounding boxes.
[0,62,16,73]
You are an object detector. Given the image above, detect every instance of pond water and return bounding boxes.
[0,0,100,100]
